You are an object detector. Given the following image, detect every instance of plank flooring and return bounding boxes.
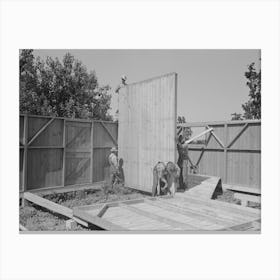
[73,193,261,231]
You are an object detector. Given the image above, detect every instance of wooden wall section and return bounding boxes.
[181,120,261,190]
[20,115,117,192]
[118,73,177,193]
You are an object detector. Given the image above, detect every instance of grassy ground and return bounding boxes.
[216,189,261,210]
[20,184,148,231]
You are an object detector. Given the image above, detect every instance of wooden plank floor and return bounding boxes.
[73,194,261,231]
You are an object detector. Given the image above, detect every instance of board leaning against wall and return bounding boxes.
[118,72,177,193]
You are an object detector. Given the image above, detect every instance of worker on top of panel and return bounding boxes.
[115,75,128,94]
[108,147,119,188]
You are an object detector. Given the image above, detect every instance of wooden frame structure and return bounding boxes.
[20,114,118,194]
[73,194,261,231]
[177,120,261,191]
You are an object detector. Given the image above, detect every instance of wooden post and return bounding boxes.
[90,121,94,183]
[223,123,228,183]
[62,119,66,187]
[22,115,28,206]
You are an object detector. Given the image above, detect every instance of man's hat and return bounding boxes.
[111,147,118,152]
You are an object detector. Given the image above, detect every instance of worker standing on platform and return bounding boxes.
[177,135,186,189]
[108,147,119,188]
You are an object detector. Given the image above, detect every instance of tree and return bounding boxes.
[20,50,113,120]
[177,116,192,140]
[231,62,261,120]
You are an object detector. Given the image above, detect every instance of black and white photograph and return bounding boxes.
[19,49,261,232]
[1,1,280,280]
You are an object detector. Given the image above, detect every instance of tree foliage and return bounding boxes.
[20,50,113,120]
[231,62,261,120]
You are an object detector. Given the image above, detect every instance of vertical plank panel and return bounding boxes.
[118,73,177,192]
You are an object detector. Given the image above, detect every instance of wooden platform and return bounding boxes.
[73,195,261,232]
[186,175,222,199]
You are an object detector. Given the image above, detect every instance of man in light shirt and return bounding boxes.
[108,147,119,188]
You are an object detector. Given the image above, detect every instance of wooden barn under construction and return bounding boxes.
[19,73,261,232]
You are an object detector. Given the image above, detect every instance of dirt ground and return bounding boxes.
[216,189,261,210]
[20,182,260,231]
[20,184,148,231]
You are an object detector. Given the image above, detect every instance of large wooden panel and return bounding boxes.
[118,73,177,192]
[92,148,111,182]
[66,121,91,150]
[92,122,117,148]
[227,151,261,188]
[30,119,63,147]
[27,117,50,142]
[65,152,91,185]
[65,122,92,185]
[19,149,23,191]
[27,149,63,190]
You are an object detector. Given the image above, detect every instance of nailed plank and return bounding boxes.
[227,123,249,148]
[24,192,73,218]
[222,184,261,195]
[183,128,213,147]
[175,194,260,216]
[100,122,117,146]
[73,208,126,230]
[145,199,234,227]
[27,118,55,146]
[121,203,200,230]
[206,126,225,148]
[19,224,28,231]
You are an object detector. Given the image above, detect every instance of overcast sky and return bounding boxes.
[33,49,260,122]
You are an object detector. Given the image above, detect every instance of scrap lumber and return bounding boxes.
[19,224,28,231]
[234,192,261,207]
[23,192,88,228]
[183,128,213,147]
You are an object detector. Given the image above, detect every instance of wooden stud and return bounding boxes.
[206,126,225,148]
[27,118,55,146]
[22,115,28,195]
[24,192,73,218]
[227,123,249,148]
[100,121,117,146]
[62,119,66,187]
[90,120,94,183]
[183,128,213,147]
[223,123,228,183]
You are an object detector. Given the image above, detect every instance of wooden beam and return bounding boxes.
[234,192,261,206]
[24,192,73,218]
[206,126,225,148]
[222,184,261,195]
[19,224,28,231]
[100,122,118,146]
[73,208,126,230]
[22,115,28,194]
[223,123,228,183]
[182,128,213,147]
[177,119,260,127]
[97,205,108,217]
[27,118,55,146]
[227,123,249,148]
[90,121,94,183]
[62,119,66,187]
